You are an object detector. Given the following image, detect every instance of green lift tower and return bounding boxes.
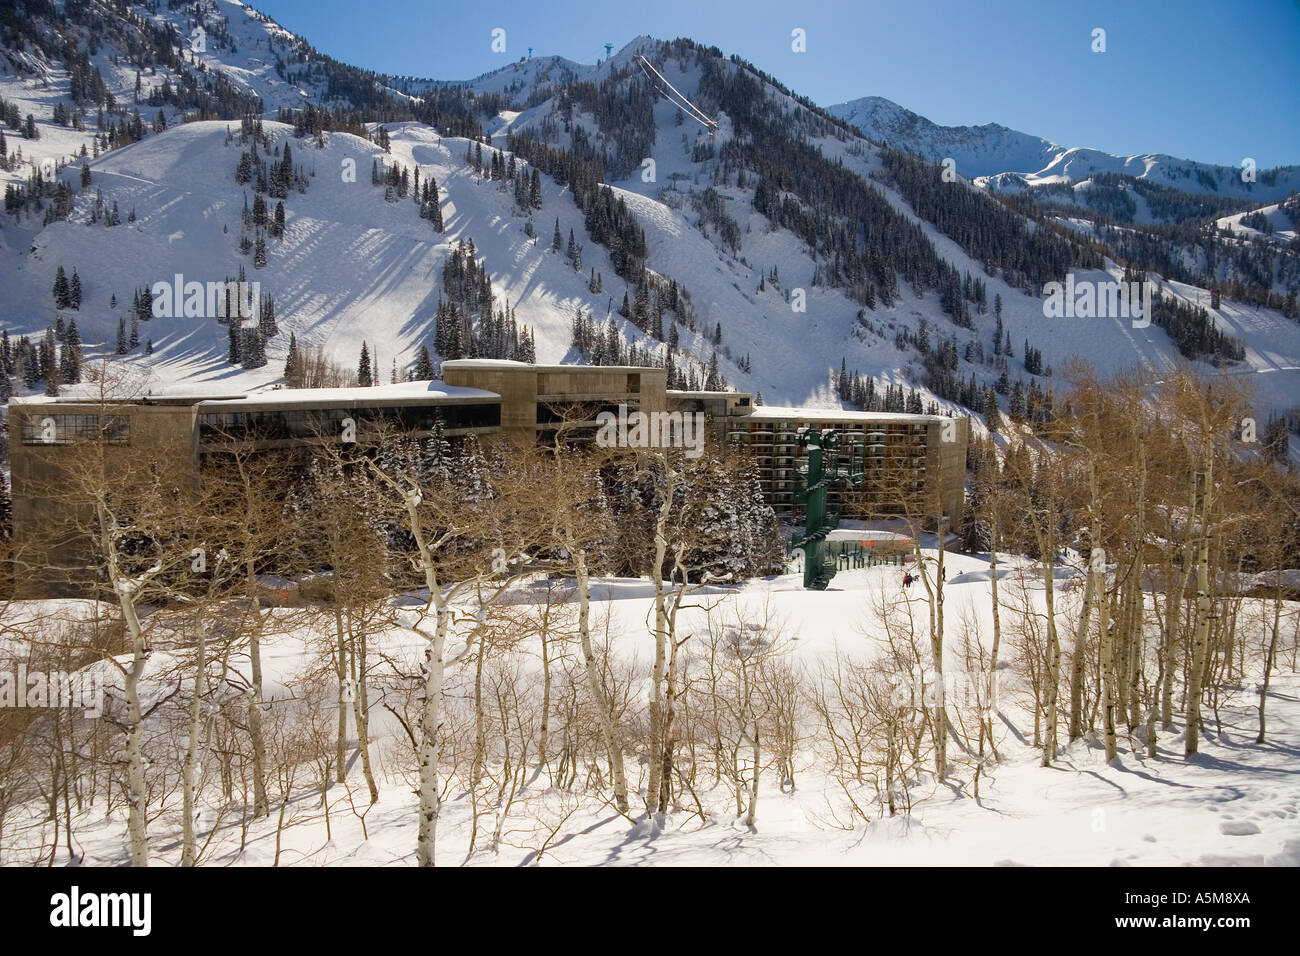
[790,427,863,590]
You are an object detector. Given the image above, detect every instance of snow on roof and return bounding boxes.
[666,390,747,399]
[9,382,251,405]
[825,529,913,543]
[744,405,947,424]
[11,381,499,409]
[440,359,533,369]
[196,380,499,410]
[441,359,666,374]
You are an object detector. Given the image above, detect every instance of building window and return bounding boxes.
[19,413,130,445]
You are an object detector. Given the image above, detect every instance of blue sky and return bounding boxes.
[251,0,1300,167]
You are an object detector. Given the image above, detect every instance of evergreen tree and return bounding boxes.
[284,332,298,382]
[52,266,69,309]
[413,345,434,380]
[240,328,267,369]
[69,270,81,309]
[983,386,1003,433]
[258,296,277,337]
[566,228,581,270]
[357,341,373,386]
[553,218,562,251]
[1009,380,1026,420]
[19,345,35,389]
[115,317,127,354]
[62,320,82,383]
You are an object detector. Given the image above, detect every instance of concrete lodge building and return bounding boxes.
[8,360,968,593]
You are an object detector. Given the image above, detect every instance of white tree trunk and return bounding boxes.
[1186,456,1214,756]
[416,603,449,868]
[646,462,676,814]
[348,614,379,803]
[334,608,349,784]
[1041,552,1061,767]
[181,614,209,867]
[246,561,269,817]
[120,594,149,867]
[574,549,629,812]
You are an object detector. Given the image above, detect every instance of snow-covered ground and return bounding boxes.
[4,544,1296,867]
[1215,202,1299,244]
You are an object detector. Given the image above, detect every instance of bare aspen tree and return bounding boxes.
[357,431,544,866]
[529,433,630,813]
[877,461,952,780]
[28,366,199,865]
[977,447,1007,751]
[1168,372,1247,755]
[179,544,235,867]
[295,453,393,803]
[1240,462,1298,744]
[200,443,300,818]
[1006,447,1066,766]
[645,449,679,815]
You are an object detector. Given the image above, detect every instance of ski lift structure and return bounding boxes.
[633,53,719,136]
[789,427,863,590]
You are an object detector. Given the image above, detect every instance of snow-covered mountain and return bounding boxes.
[828,95,1300,202]
[2,1,1299,435]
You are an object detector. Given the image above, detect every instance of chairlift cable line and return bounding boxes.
[633,53,718,133]
[636,61,711,131]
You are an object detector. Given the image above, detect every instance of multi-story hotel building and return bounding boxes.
[7,360,966,593]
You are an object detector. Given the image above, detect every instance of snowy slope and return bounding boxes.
[13,108,1296,421]
[1216,201,1299,244]
[3,15,1299,425]
[0,118,680,389]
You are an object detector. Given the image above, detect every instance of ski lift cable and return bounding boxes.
[632,55,690,115]
[645,63,716,132]
[634,54,718,132]
[635,56,711,131]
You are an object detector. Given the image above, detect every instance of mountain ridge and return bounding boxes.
[828,94,1300,202]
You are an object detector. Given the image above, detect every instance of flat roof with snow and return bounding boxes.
[442,359,668,374]
[196,380,499,411]
[11,381,500,411]
[824,529,913,543]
